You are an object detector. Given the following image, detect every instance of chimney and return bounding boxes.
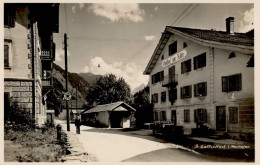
[226,17,235,34]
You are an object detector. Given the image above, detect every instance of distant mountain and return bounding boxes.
[79,72,102,85]
[52,63,90,107]
[132,83,147,95]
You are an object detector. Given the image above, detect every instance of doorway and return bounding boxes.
[216,106,226,131]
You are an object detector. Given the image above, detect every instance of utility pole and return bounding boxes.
[64,33,70,131]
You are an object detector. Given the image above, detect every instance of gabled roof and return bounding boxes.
[143,26,254,75]
[81,101,136,114]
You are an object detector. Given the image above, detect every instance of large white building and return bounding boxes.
[144,17,254,136]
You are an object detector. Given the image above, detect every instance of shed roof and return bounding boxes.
[81,101,136,114]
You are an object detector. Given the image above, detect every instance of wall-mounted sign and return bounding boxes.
[162,50,187,67]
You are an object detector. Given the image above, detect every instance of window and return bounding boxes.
[161,54,164,60]
[222,73,242,92]
[4,39,12,68]
[161,91,166,102]
[229,107,238,123]
[194,52,206,70]
[4,4,16,27]
[161,111,166,121]
[152,71,164,84]
[183,42,187,48]
[152,93,158,103]
[194,109,207,123]
[194,82,207,97]
[184,109,190,123]
[229,52,236,59]
[154,111,158,121]
[169,88,177,104]
[181,85,192,99]
[169,41,177,56]
[181,59,191,74]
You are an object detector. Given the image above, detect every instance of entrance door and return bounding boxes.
[171,110,177,125]
[216,106,226,131]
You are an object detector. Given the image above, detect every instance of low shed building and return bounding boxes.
[81,101,136,128]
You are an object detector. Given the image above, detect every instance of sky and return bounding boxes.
[53,3,254,92]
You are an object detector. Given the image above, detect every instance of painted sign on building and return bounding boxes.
[162,50,187,67]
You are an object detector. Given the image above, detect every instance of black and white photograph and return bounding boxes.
[3,1,257,163]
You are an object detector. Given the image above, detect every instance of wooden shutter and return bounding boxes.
[203,109,207,122]
[4,45,9,67]
[194,109,197,122]
[204,82,207,96]
[181,62,184,74]
[222,76,228,92]
[160,71,164,81]
[189,85,192,98]
[194,84,197,97]
[194,56,197,70]
[181,87,183,99]
[237,74,242,91]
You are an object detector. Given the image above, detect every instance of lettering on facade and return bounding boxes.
[162,50,187,67]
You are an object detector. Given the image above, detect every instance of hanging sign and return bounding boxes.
[63,92,72,101]
[162,50,187,68]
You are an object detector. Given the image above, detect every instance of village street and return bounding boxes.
[57,120,219,162]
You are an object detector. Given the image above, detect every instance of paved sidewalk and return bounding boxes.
[55,120,97,162]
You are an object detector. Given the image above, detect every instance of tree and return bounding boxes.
[132,85,153,127]
[86,74,131,107]
[46,89,63,116]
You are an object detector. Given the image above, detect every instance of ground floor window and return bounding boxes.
[184,109,190,123]
[154,111,158,121]
[229,107,238,123]
[161,111,166,121]
[194,109,207,123]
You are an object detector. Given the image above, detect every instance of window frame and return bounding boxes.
[4,4,16,28]
[181,85,192,99]
[184,109,190,123]
[222,73,242,92]
[161,91,166,103]
[194,52,206,70]
[4,39,12,69]
[161,111,166,121]
[194,109,207,123]
[181,59,191,74]
[169,41,177,56]
[229,107,239,123]
[152,93,158,103]
[194,82,207,97]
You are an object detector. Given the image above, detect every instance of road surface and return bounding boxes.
[58,120,218,162]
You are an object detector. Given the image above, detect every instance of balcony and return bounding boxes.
[42,79,52,89]
[41,50,53,70]
[162,74,178,87]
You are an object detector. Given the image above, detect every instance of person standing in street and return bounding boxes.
[75,115,81,134]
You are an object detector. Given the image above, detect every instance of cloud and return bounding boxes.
[238,8,254,32]
[83,57,148,91]
[55,48,70,62]
[154,6,159,12]
[144,35,156,41]
[88,3,145,23]
[72,4,85,13]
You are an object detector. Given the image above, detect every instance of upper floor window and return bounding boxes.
[229,107,238,123]
[169,41,177,56]
[229,52,236,59]
[4,39,12,69]
[181,85,192,99]
[222,73,242,92]
[152,93,158,103]
[181,59,191,74]
[183,42,187,48]
[161,54,164,60]
[152,71,164,84]
[184,109,190,123]
[161,91,166,102]
[4,4,16,28]
[194,82,207,97]
[194,52,206,70]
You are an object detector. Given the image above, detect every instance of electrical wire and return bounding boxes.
[175,4,200,26]
[170,4,193,26]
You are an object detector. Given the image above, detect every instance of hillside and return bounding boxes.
[52,63,90,107]
[79,72,102,85]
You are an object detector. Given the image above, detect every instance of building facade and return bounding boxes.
[4,4,59,126]
[144,17,254,136]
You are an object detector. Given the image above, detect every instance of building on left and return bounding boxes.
[4,3,59,126]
